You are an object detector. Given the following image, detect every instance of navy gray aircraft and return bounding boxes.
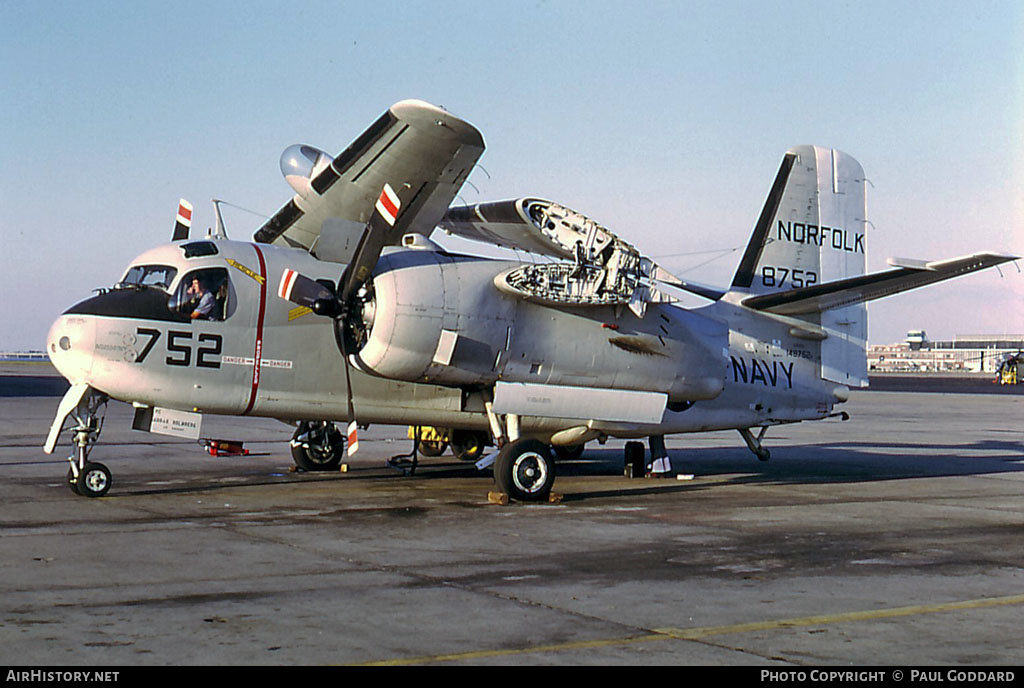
[44,99,1017,499]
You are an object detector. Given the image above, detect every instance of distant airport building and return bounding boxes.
[868,332,1024,373]
[0,351,48,361]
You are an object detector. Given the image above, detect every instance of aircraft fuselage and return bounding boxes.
[47,238,845,442]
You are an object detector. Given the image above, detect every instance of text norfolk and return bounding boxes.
[777,221,864,254]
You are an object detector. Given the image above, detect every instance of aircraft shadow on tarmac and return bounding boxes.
[198,438,1024,503]
[95,437,1024,502]
[539,441,1024,502]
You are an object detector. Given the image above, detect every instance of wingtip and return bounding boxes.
[389,99,484,146]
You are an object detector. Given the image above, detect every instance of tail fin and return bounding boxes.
[732,145,866,293]
[733,146,869,387]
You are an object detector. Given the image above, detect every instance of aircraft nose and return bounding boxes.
[46,314,96,384]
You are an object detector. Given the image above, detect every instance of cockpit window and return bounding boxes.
[182,241,219,258]
[172,268,233,321]
[118,264,177,290]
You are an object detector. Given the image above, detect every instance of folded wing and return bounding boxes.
[440,198,684,316]
[254,100,485,263]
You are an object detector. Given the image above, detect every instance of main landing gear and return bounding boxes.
[290,421,346,471]
[64,391,112,498]
[493,438,557,503]
[478,399,561,502]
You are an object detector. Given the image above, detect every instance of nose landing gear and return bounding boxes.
[62,390,111,498]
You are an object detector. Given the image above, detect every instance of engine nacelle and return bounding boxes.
[355,250,727,402]
[356,251,515,386]
[279,144,334,199]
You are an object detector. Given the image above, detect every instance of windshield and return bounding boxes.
[117,264,178,290]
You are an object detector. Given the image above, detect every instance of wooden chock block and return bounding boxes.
[488,491,509,505]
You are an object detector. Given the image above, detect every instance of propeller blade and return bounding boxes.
[173,199,192,241]
[278,269,336,312]
[278,183,402,457]
[338,183,401,303]
[346,419,359,456]
[336,315,360,456]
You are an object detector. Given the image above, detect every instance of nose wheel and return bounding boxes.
[68,461,112,498]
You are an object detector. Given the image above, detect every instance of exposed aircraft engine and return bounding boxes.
[280,144,334,199]
[442,199,682,317]
[352,250,727,401]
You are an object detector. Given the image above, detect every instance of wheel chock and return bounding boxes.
[488,491,509,505]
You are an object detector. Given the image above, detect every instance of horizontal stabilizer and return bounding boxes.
[742,252,1018,315]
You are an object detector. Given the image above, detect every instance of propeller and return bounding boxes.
[173,199,192,241]
[277,183,402,456]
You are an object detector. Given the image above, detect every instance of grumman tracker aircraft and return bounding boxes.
[45,99,1016,500]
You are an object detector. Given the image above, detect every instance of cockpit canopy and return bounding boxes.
[98,263,234,322]
[117,264,178,291]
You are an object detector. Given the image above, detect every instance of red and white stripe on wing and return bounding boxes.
[374,184,400,227]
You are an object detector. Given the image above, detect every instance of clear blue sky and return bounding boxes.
[2,0,1021,350]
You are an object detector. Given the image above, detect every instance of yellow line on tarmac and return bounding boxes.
[354,593,1024,666]
[654,593,1024,640]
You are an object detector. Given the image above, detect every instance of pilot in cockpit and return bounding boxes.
[189,277,219,320]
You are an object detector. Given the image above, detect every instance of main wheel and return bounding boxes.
[290,422,345,471]
[553,443,585,461]
[418,439,448,457]
[76,462,112,498]
[493,438,555,502]
[451,429,487,462]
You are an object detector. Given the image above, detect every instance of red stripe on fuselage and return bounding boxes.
[242,244,268,415]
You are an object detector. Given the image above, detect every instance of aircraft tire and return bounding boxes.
[494,438,555,502]
[553,443,585,461]
[451,430,486,462]
[76,462,112,498]
[290,423,345,472]
[66,467,81,495]
[418,440,448,457]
